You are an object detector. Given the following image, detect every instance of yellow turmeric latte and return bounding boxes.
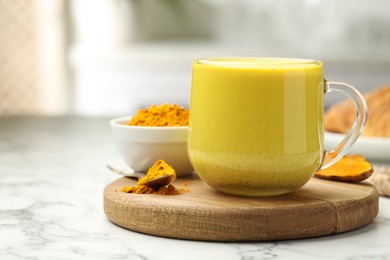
[189,58,324,196]
[128,103,189,126]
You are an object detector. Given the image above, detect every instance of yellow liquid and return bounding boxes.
[188,58,325,196]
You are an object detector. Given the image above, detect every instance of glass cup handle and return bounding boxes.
[320,81,368,170]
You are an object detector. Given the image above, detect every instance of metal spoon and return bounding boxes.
[106,165,145,179]
[106,165,176,189]
[139,174,177,189]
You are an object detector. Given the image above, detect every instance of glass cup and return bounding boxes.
[188,57,367,196]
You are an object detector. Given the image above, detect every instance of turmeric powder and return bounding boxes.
[155,184,183,195]
[122,184,186,195]
[137,159,176,186]
[120,159,189,195]
[128,103,189,126]
[315,154,373,182]
[122,185,155,194]
[121,183,189,195]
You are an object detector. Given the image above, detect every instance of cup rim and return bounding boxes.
[194,57,322,69]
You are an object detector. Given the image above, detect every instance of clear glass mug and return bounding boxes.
[188,57,367,196]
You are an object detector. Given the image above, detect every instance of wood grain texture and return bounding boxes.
[104,174,379,241]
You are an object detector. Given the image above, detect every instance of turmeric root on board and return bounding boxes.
[315,154,373,183]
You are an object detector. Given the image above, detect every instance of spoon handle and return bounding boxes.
[106,165,145,179]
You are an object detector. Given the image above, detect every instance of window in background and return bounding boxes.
[0,0,68,116]
[68,0,390,116]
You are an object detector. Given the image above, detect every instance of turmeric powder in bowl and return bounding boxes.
[110,103,193,176]
[128,103,189,127]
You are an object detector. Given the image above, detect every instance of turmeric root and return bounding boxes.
[315,154,373,182]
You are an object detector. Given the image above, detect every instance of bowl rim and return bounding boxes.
[110,116,188,143]
[110,116,189,130]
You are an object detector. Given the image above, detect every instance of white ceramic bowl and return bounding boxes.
[110,116,193,176]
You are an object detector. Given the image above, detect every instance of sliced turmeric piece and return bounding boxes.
[315,154,373,182]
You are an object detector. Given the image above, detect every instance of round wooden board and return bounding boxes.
[104,174,379,241]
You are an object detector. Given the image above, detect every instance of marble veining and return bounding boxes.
[1,117,390,260]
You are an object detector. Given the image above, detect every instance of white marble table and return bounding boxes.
[1,117,389,260]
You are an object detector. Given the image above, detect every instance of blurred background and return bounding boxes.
[0,0,389,116]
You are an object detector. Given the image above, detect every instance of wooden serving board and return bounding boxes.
[104,174,379,241]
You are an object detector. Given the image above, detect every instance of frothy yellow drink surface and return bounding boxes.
[188,58,325,196]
